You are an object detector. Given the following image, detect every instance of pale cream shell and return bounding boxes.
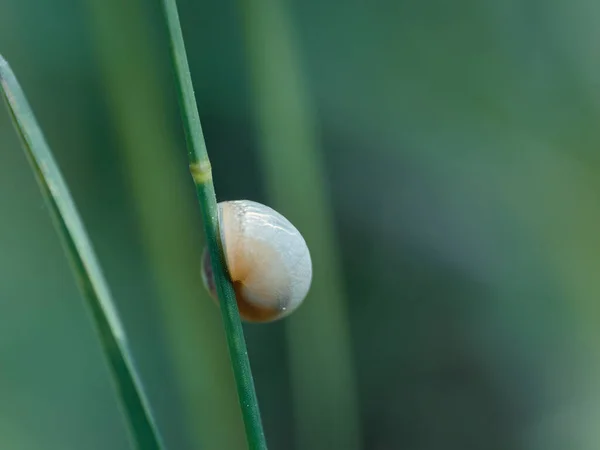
[201,200,312,322]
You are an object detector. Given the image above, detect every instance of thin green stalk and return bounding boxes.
[237,1,362,449]
[84,0,246,447]
[0,55,164,450]
[158,1,267,449]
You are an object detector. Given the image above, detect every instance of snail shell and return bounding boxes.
[201,200,312,323]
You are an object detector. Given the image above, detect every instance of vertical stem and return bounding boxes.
[159,0,267,448]
[84,0,247,447]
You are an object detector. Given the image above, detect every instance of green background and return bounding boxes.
[1,0,600,449]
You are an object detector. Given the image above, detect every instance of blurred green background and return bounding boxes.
[2,0,600,449]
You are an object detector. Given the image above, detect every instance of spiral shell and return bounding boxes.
[201,200,312,323]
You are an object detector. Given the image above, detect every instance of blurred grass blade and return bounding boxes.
[0,55,164,450]
[237,1,363,449]
[159,0,268,449]
[84,0,247,447]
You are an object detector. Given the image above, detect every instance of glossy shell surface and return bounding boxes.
[201,200,312,322]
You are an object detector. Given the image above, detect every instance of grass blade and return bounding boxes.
[84,0,248,447]
[237,1,363,448]
[158,1,268,449]
[0,55,165,450]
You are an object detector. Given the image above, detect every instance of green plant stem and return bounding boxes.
[84,0,246,447]
[158,1,267,449]
[0,55,164,450]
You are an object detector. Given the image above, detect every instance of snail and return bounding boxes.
[201,200,312,323]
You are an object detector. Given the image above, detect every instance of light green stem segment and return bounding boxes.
[0,56,164,450]
[238,0,363,449]
[84,0,248,446]
[158,0,268,449]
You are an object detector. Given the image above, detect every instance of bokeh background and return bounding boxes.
[2,0,600,449]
